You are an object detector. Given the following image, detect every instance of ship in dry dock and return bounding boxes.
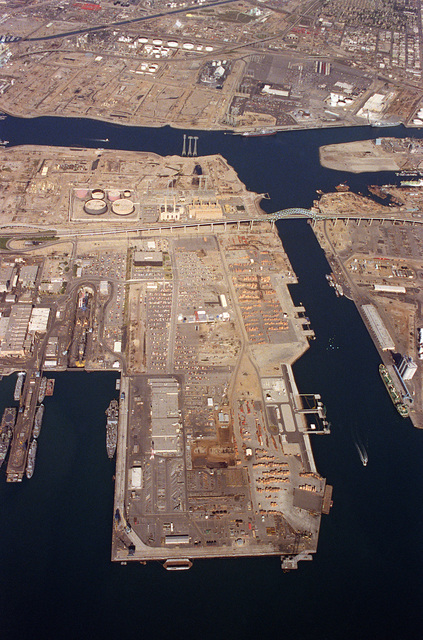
[106,400,118,459]
[0,407,16,468]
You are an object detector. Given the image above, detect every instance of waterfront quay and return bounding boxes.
[111,226,331,569]
[311,139,423,428]
[6,370,41,481]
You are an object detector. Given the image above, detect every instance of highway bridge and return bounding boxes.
[1,207,423,243]
[269,207,423,225]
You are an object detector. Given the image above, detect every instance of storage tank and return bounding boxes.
[112,199,135,216]
[91,188,105,200]
[123,189,132,198]
[107,189,121,202]
[75,188,89,199]
[84,199,108,215]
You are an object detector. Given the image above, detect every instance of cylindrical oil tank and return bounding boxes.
[84,199,108,215]
[111,199,135,216]
[122,189,132,198]
[91,188,105,200]
[75,188,89,199]
[107,189,121,202]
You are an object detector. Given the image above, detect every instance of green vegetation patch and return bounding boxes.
[217,11,255,24]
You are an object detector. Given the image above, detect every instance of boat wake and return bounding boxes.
[352,427,368,466]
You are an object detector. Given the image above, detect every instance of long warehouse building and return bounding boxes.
[361,304,395,351]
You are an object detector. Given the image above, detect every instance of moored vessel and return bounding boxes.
[371,121,401,128]
[14,372,25,402]
[45,378,55,396]
[106,399,119,458]
[26,439,37,478]
[32,404,44,439]
[38,377,47,403]
[379,364,409,418]
[326,273,344,297]
[240,128,276,137]
[0,407,16,468]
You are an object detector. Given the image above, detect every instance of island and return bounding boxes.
[0,144,331,569]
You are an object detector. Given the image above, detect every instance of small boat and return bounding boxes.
[355,442,368,466]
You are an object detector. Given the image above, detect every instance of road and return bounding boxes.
[20,0,236,43]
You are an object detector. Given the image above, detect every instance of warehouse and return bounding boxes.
[133,251,163,267]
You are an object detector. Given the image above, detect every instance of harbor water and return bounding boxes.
[0,118,422,639]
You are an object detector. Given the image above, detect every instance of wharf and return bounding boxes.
[6,371,41,482]
[111,227,330,568]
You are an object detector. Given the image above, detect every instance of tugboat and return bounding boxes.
[106,400,119,458]
[26,440,37,479]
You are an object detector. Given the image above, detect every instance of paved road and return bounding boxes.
[21,0,236,42]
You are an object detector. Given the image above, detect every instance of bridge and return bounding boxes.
[268,208,319,221]
[267,207,423,225]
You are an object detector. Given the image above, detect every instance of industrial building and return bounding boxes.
[187,199,223,220]
[133,251,163,267]
[19,265,38,288]
[361,304,395,351]
[130,467,143,489]
[0,304,32,356]
[0,264,14,292]
[28,307,50,333]
[398,355,418,381]
[159,199,182,222]
[149,378,181,455]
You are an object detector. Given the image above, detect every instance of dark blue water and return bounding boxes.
[0,117,422,640]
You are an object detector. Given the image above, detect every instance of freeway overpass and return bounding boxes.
[1,207,423,242]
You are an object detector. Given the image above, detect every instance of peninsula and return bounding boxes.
[0,144,331,568]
